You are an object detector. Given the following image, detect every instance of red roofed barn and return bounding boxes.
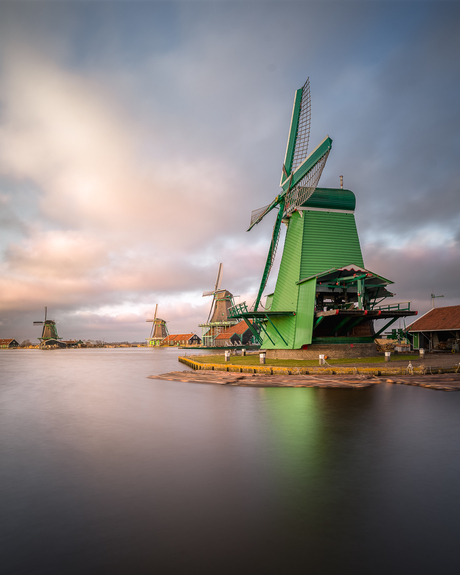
[0,338,19,348]
[162,334,201,347]
[213,320,255,347]
[407,305,460,352]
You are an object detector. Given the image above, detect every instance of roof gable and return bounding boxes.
[408,305,460,332]
[214,321,251,340]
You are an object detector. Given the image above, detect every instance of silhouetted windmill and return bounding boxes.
[146,304,169,346]
[33,307,64,347]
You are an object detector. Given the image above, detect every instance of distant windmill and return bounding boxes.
[146,304,169,346]
[203,263,234,323]
[200,263,237,346]
[33,307,63,346]
[431,293,444,308]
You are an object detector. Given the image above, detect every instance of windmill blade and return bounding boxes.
[207,296,216,324]
[202,290,214,297]
[248,195,282,231]
[281,135,332,193]
[253,198,285,311]
[290,78,312,174]
[44,307,47,322]
[150,303,158,338]
[284,148,331,217]
[215,263,223,291]
[281,78,311,183]
[33,322,44,326]
[249,203,272,228]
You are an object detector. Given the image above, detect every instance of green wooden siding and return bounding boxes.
[263,213,303,349]
[260,189,364,350]
[293,278,316,347]
[265,293,274,311]
[271,214,303,311]
[300,211,363,279]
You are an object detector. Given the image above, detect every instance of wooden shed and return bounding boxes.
[407,305,460,351]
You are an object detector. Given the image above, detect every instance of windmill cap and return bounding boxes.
[301,187,356,211]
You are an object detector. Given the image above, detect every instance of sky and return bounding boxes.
[0,0,459,343]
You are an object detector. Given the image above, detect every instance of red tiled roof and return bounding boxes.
[163,333,195,343]
[214,321,251,340]
[0,338,17,345]
[407,305,460,332]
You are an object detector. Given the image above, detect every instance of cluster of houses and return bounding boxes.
[0,338,87,349]
[3,305,459,352]
[157,320,256,348]
[163,306,460,351]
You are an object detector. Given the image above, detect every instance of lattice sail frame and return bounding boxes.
[250,203,272,228]
[290,78,311,173]
[283,150,330,217]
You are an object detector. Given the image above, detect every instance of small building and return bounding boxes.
[407,305,460,351]
[41,338,67,348]
[162,334,202,347]
[213,320,256,347]
[61,340,84,348]
[0,338,19,348]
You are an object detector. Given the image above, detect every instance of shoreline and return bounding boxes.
[178,355,460,377]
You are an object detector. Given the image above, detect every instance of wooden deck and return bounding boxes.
[149,371,460,391]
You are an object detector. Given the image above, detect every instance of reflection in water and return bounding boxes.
[1,349,460,574]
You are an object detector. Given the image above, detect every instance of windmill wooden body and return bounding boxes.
[199,264,238,347]
[229,79,417,356]
[146,304,169,346]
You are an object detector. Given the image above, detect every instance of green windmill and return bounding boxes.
[230,79,417,355]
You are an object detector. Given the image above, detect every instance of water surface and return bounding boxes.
[1,348,459,574]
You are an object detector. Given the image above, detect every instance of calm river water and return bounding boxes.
[1,348,460,574]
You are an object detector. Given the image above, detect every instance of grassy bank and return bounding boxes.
[187,354,420,367]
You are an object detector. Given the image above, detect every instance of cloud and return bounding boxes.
[0,1,459,342]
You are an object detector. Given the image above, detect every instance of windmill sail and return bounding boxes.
[203,263,225,322]
[148,304,158,338]
[253,201,285,311]
[249,202,275,229]
[290,78,311,173]
[246,79,332,311]
[284,148,330,217]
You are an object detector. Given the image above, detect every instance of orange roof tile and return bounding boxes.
[214,321,251,340]
[163,333,196,342]
[408,305,460,332]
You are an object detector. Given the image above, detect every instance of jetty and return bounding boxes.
[148,353,460,391]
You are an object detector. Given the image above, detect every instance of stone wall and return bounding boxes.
[265,343,379,360]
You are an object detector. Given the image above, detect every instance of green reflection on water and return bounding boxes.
[259,387,377,534]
